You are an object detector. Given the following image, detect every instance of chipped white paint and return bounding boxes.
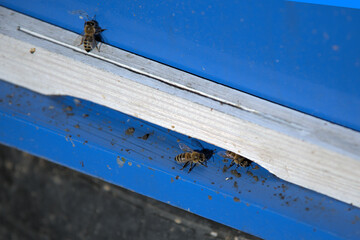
[0,7,360,207]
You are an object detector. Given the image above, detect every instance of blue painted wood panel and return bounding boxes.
[1,80,360,239]
[1,0,359,131]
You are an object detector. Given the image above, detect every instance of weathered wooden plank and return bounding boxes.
[3,80,359,240]
[0,7,359,207]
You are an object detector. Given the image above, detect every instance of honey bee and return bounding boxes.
[79,17,106,52]
[175,139,214,173]
[218,150,252,168]
[70,10,106,52]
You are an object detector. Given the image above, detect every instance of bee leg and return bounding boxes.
[199,161,208,167]
[188,163,196,173]
[180,161,190,170]
[229,160,235,168]
[78,36,84,46]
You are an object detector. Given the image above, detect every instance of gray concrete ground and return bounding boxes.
[0,144,259,240]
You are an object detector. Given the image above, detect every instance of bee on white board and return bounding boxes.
[218,150,252,168]
[175,139,215,173]
[70,10,106,52]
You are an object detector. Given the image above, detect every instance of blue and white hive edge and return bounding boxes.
[1,81,360,240]
[0,2,360,240]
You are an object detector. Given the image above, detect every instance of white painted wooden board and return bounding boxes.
[1,7,360,207]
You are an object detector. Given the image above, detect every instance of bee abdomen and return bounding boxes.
[83,36,93,52]
[175,153,190,163]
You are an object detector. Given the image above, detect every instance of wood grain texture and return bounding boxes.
[0,7,359,207]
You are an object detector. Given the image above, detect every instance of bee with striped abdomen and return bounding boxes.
[80,17,106,52]
[218,150,252,168]
[175,139,214,173]
[70,10,106,52]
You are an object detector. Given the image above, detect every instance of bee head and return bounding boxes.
[84,21,96,34]
[84,20,99,28]
[240,159,252,167]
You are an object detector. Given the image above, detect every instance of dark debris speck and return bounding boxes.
[125,127,135,136]
[64,106,73,112]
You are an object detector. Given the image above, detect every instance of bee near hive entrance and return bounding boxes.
[218,151,253,170]
[174,139,215,173]
[70,10,106,52]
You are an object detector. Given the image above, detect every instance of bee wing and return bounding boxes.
[179,142,193,152]
[92,24,107,51]
[96,28,107,40]
[94,31,107,51]
[95,24,106,34]
[90,37,97,49]
[217,151,230,158]
[190,139,204,150]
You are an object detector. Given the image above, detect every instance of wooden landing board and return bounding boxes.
[0,7,359,207]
